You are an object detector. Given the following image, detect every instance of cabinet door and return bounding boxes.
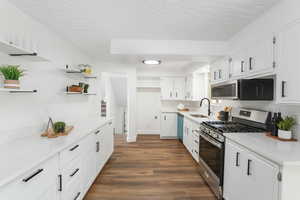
[230,51,247,78]
[277,21,300,103]
[161,113,177,138]
[160,77,174,100]
[185,75,192,100]
[246,37,275,75]
[245,153,279,200]
[183,118,189,149]
[173,77,185,100]
[223,141,247,200]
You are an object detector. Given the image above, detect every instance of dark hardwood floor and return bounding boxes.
[84,135,216,200]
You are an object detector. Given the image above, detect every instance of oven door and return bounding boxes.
[198,132,224,199]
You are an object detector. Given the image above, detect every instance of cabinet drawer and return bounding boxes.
[61,157,82,188]
[60,141,83,166]
[62,174,83,200]
[0,155,59,200]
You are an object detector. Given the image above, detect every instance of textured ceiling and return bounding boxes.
[9,0,279,60]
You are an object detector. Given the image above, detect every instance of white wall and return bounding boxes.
[0,0,98,143]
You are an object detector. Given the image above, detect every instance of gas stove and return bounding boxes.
[198,108,271,143]
[197,108,271,200]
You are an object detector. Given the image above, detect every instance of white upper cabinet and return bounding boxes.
[245,36,275,75]
[210,58,230,85]
[185,73,209,101]
[161,77,185,100]
[276,20,300,104]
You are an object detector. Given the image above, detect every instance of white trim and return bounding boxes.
[137,130,160,135]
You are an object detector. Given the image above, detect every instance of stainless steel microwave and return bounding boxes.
[211,79,274,100]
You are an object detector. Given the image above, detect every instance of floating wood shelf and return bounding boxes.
[0,40,49,62]
[0,88,37,93]
[66,69,98,79]
[65,92,96,95]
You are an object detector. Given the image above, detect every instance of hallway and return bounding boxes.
[84,135,216,200]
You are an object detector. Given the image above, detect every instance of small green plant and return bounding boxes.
[53,122,66,133]
[0,65,25,80]
[277,116,296,131]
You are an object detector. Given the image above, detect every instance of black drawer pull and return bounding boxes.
[96,141,100,152]
[23,169,44,182]
[70,168,80,177]
[247,159,252,176]
[58,174,62,192]
[95,130,100,135]
[281,81,286,98]
[70,144,79,151]
[194,150,198,154]
[194,140,199,144]
[236,152,240,167]
[74,192,81,200]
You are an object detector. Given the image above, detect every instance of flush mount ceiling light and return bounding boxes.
[142,60,161,65]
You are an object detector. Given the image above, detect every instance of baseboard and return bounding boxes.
[137,130,160,135]
[160,136,178,139]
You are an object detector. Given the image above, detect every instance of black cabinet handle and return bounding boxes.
[96,141,100,152]
[22,169,44,182]
[176,92,178,98]
[74,192,81,200]
[247,159,252,176]
[249,57,253,70]
[281,81,286,98]
[194,150,198,154]
[170,92,172,97]
[194,140,199,144]
[235,152,240,167]
[95,130,100,135]
[164,116,167,120]
[241,61,245,72]
[70,168,80,177]
[58,174,62,192]
[70,144,79,151]
[219,69,221,79]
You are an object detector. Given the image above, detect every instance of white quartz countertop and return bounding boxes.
[0,118,112,188]
[161,109,217,124]
[225,133,300,166]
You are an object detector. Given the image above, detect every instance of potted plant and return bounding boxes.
[0,65,25,89]
[277,116,296,140]
[53,121,66,134]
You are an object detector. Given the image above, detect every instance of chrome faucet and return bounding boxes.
[200,98,211,116]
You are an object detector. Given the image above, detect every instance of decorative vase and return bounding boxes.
[4,80,20,89]
[278,129,292,140]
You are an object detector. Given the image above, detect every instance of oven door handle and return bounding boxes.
[199,132,222,149]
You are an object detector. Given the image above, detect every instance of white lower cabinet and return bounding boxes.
[0,120,114,200]
[183,117,200,162]
[223,140,279,200]
[0,155,59,200]
[161,113,177,138]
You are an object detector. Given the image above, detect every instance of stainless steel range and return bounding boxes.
[197,108,271,200]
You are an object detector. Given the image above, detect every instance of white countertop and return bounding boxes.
[225,133,300,166]
[161,109,217,124]
[0,118,112,187]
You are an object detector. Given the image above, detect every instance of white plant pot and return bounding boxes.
[278,129,292,140]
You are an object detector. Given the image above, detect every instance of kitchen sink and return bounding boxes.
[190,114,208,118]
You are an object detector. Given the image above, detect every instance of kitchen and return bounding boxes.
[1,0,300,200]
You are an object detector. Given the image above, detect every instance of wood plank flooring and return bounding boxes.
[84,135,216,200]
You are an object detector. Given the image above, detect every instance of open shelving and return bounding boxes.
[0,40,49,62]
[0,88,37,93]
[65,69,98,79]
[64,92,96,96]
